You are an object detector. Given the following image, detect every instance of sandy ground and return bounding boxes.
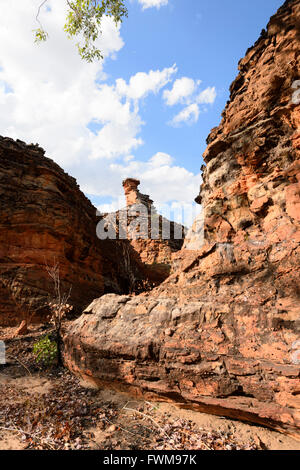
[0,324,299,451]
[83,386,300,451]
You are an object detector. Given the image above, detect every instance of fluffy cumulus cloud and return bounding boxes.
[0,0,202,225]
[84,64,177,160]
[80,150,201,205]
[149,152,173,167]
[116,65,177,101]
[163,77,199,106]
[0,0,126,166]
[163,76,216,127]
[137,0,169,10]
[196,86,217,104]
[0,1,175,164]
[170,103,200,126]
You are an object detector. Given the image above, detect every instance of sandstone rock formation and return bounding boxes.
[64,0,300,437]
[0,136,103,325]
[123,178,153,209]
[102,178,185,285]
[0,137,170,326]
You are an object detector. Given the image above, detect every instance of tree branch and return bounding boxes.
[36,0,49,30]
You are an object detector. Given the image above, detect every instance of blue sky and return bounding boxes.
[0,0,283,224]
[108,0,283,173]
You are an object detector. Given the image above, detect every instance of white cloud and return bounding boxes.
[97,199,126,215]
[72,148,202,226]
[196,86,217,104]
[116,65,177,101]
[0,0,126,165]
[163,76,216,126]
[0,0,202,224]
[108,152,201,204]
[137,0,169,10]
[163,77,198,106]
[149,152,173,167]
[79,150,200,204]
[170,103,200,127]
[0,1,177,165]
[88,65,177,159]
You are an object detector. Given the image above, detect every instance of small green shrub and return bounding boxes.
[33,335,58,366]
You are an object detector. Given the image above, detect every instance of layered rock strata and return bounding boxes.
[64,0,300,437]
[0,136,104,325]
[0,138,163,325]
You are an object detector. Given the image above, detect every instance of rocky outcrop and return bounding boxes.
[101,178,185,286]
[123,178,153,209]
[0,138,167,326]
[0,136,103,325]
[64,0,300,437]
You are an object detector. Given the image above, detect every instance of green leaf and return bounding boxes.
[34,0,128,62]
[33,28,48,43]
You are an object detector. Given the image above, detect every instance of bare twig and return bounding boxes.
[7,354,32,376]
[44,258,73,338]
[103,416,136,436]
[0,426,28,435]
[36,0,49,29]
[0,424,57,450]
[122,406,168,437]
[201,441,213,451]
[102,414,154,442]
[0,425,35,438]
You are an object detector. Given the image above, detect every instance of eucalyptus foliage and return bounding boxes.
[34,0,128,62]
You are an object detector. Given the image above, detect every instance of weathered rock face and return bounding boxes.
[0,136,103,325]
[0,138,162,325]
[64,0,300,437]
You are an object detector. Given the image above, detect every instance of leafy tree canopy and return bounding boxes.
[34,0,128,62]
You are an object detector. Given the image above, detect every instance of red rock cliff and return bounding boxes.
[64,0,300,437]
[0,138,162,325]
